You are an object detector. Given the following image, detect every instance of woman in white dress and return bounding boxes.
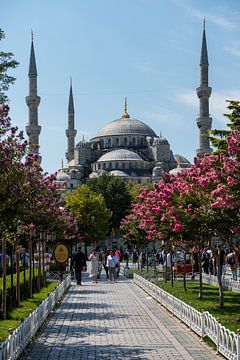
[89,250,99,283]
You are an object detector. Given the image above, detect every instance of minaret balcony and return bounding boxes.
[26,124,41,136]
[196,86,212,99]
[25,95,41,107]
[65,129,77,138]
[196,116,212,129]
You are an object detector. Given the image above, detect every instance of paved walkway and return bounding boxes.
[21,276,219,360]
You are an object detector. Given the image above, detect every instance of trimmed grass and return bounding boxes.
[0,281,58,342]
[0,269,35,290]
[155,281,240,333]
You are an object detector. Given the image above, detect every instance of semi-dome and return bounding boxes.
[97,149,143,162]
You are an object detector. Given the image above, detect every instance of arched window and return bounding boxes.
[124,137,127,146]
[103,163,106,169]
[109,162,112,169]
[108,138,111,147]
[140,138,144,146]
[116,138,119,146]
[132,138,136,146]
[115,162,119,169]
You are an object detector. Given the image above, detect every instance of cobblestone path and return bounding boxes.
[21,276,219,359]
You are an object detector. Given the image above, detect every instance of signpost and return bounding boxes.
[53,243,70,282]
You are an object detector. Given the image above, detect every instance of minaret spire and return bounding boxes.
[196,20,212,157]
[121,97,130,118]
[25,32,41,161]
[66,78,77,162]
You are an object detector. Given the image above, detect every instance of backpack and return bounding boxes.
[123,251,129,260]
[227,256,235,266]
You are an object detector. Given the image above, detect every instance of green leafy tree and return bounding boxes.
[65,184,112,245]
[209,100,240,154]
[0,29,19,103]
[126,181,154,201]
[88,173,132,229]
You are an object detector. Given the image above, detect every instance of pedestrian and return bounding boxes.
[73,247,87,285]
[115,248,121,277]
[21,249,30,267]
[89,249,99,283]
[102,249,110,279]
[227,250,238,281]
[107,250,117,283]
[123,248,130,268]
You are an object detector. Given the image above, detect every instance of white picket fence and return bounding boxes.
[0,274,71,360]
[133,273,240,360]
[202,274,240,293]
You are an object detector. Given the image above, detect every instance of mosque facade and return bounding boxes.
[25,24,212,188]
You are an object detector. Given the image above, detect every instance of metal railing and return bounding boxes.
[133,273,240,360]
[0,275,71,360]
[202,273,240,293]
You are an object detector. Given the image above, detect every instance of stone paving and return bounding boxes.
[20,275,220,360]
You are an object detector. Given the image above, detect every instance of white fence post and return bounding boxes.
[237,333,240,360]
[200,309,205,341]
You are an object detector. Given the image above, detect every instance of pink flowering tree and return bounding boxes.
[125,134,240,307]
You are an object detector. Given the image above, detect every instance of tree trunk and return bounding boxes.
[16,240,20,307]
[1,236,7,319]
[42,241,45,286]
[37,241,42,291]
[216,249,224,308]
[29,238,33,298]
[10,244,14,309]
[32,241,35,294]
[183,250,187,291]
[170,251,174,287]
[164,248,168,282]
[198,250,203,299]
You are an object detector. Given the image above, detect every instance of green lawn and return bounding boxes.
[0,269,33,290]
[155,281,240,333]
[0,281,58,342]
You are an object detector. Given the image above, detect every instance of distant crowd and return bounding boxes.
[71,247,132,285]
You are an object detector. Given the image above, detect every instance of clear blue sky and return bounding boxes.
[2,0,240,174]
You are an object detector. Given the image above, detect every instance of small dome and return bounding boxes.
[89,172,98,178]
[76,139,88,148]
[56,170,70,181]
[109,170,129,177]
[174,154,191,167]
[169,167,185,176]
[153,133,169,146]
[97,149,143,162]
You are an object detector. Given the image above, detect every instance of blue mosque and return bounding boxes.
[25,24,212,189]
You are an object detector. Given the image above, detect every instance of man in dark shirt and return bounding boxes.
[73,247,86,285]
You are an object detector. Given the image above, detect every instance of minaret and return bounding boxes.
[25,32,41,160]
[65,78,77,162]
[196,20,212,157]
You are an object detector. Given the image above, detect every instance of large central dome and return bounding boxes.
[94,117,156,138]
